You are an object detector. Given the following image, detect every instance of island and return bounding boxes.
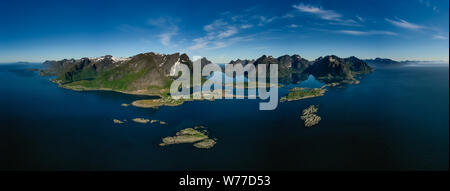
[40,52,373,109]
[280,87,326,102]
[159,126,217,149]
[113,119,125,124]
[132,118,150,124]
[300,105,321,127]
[193,139,217,149]
[150,120,168,125]
[131,95,187,108]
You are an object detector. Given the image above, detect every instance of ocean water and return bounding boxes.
[0,63,448,170]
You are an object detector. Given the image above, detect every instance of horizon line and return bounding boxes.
[1,52,449,64]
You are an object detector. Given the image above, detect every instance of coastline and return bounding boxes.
[52,79,165,98]
[280,87,327,102]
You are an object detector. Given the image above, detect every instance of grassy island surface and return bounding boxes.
[159,126,217,149]
[131,96,186,108]
[280,87,326,102]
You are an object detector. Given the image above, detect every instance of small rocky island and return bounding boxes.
[280,87,326,102]
[301,105,321,127]
[132,118,150,124]
[160,126,217,149]
[113,117,167,125]
[151,120,167,125]
[113,119,125,124]
[131,96,187,108]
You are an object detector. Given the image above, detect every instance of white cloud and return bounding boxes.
[217,26,238,39]
[211,41,227,49]
[256,16,278,26]
[188,6,280,51]
[148,17,180,47]
[432,35,448,40]
[241,24,253,29]
[287,24,300,28]
[338,30,397,36]
[293,3,341,20]
[189,20,242,50]
[203,19,228,31]
[189,38,208,50]
[291,3,363,27]
[231,15,244,22]
[385,18,423,30]
[159,28,178,46]
[356,15,364,22]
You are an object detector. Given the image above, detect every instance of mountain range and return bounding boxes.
[41,52,373,96]
[363,58,406,66]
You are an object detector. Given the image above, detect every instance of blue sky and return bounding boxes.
[0,0,448,63]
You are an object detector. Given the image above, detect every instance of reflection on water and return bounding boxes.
[298,75,325,88]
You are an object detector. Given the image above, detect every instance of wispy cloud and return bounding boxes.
[148,17,180,47]
[240,24,253,29]
[189,38,208,50]
[217,26,238,38]
[356,15,364,22]
[159,29,178,46]
[189,34,254,51]
[432,35,448,40]
[287,24,300,28]
[292,3,362,27]
[203,19,228,31]
[385,18,423,30]
[189,19,242,50]
[255,16,278,26]
[293,3,341,20]
[188,7,264,51]
[338,30,397,36]
[329,19,361,27]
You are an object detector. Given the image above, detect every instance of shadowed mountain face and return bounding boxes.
[305,55,373,83]
[41,52,372,94]
[42,55,122,82]
[227,54,312,84]
[276,54,311,71]
[229,54,311,70]
[228,54,372,84]
[229,59,255,65]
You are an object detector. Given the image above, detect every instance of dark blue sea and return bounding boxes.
[0,63,448,170]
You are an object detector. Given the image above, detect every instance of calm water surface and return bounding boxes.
[0,63,448,170]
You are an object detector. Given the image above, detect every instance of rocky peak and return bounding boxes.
[228,58,255,65]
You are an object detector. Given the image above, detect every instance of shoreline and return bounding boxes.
[52,79,164,98]
[280,87,327,102]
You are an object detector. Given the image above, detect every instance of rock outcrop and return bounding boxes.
[159,126,217,149]
[300,105,321,127]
